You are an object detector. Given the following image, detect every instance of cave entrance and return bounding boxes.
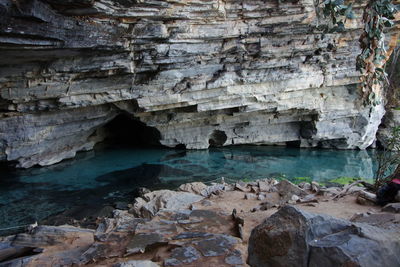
[101,113,162,147]
[208,130,227,147]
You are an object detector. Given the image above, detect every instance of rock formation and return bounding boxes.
[248,205,400,267]
[0,0,396,168]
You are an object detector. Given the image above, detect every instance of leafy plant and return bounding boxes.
[328,176,367,185]
[321,0,355,32]
[321,0,399,106]
[375,126,400,188]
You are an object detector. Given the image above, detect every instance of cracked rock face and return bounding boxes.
[0,0,391,167]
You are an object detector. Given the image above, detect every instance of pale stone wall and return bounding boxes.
[0,0,392,167]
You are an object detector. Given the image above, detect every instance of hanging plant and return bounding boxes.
[322,0,399,106]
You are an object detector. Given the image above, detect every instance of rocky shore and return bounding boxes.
[1,179,400,266]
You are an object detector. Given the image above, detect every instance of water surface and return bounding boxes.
[0,144,378,234]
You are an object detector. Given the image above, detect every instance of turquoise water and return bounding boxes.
[0,144,378,234]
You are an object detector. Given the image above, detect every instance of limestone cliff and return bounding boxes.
[0,0,395,168]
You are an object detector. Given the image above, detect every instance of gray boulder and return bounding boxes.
[248,205,400,267]
[382,203,400,213]
[276,180,307,201]
[130,190,203,218]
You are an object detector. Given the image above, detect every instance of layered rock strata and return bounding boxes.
[0,0,395,167]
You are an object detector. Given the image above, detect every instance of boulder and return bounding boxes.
[245,193,257,200]
[276,180,307,201]
[234,182,249,192]
[258,181,271,192]
[248,205,400,267]
[130,190,204,218]
[178,182,208,195]
[382,203,400,213]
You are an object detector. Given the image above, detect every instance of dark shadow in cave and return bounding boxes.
[209,130,227,147]
[101,113,162,147]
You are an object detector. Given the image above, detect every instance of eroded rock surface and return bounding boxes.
[248,205,400,267]
[0,0,393,167]
[1,179,399,266]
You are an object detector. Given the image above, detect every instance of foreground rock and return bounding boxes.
[129,190,204,218]
[1,0,397,168]
[382,203,400,213]
[2,179,399,266]
[248,205,400,267]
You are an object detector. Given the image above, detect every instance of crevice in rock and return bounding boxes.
[100,113,162,147]
[208,130,227,147]
[286,140,301,148]
[175,144,186,150]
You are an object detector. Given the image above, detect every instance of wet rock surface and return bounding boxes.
[0,0,395,168]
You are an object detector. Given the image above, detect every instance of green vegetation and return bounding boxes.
[375,126,400,188]
[291,177,313,184]
[328,176,365,185]
[321,0,399,106]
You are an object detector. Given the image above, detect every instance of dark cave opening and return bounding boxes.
[100,113,162,147]
[208,130,227,147]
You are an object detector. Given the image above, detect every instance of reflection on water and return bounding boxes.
[0,144,378,233]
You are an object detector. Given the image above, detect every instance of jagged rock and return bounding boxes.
[259,201,277,211]
[276,180,307,201]
[0,242,39,262]
[114,260,160,267]
[248,205,400,267]
[291,194,300,202]
[356,195,376,206]
[164,234,242,266]
[298,194,318,204]
[319,186,341,197]
[297,182,311,191]
[134,187,152,198]
[350,212,400,230]
[377,109,400,150]
[126,233,168,255]
[12,225,94,247]
[225,249,245,265]
[178,182,208,195]
[0,0,394,168]
[199,200,213,207]
[201,183,226,197]
[310,181,320,193]
[382,203,400,213]
[164,246,202,266]
[257,194,266,201]
[245,193,257,200]
[95,210,147,241]
[234,182,248,192]
[130,190,203,218]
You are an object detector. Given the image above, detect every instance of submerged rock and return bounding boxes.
[248,205,400,267]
